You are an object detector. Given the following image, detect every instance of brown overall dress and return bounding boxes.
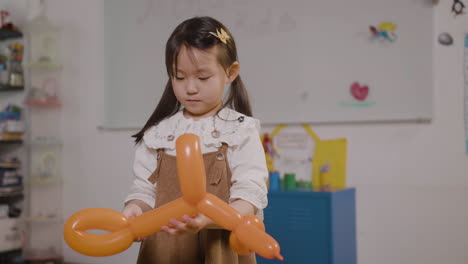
[136,144,257,264]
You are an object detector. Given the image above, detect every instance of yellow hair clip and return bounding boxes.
[209,28,231,44]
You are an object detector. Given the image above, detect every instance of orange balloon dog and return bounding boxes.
[64,134,283,260]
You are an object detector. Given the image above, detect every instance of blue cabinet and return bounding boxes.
[257,188,357,264]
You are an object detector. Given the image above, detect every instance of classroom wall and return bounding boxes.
[40,0,468,263]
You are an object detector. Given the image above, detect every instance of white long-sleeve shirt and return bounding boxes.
[125,108,268,217]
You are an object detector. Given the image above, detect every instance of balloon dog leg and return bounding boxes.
[197,193,283,260]
[64,197,196,257]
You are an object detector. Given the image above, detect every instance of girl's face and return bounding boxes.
[172,45,238,119]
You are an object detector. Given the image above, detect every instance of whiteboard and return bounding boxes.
[102,0,433,128]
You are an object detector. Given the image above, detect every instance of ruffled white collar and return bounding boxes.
[143,108,259,150]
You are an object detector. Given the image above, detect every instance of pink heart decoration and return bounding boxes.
[350,82,369,101]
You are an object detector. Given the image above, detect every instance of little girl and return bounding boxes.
[122,16,268,264]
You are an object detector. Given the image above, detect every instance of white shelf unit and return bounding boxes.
[23,83,63,263]
[22,13,64,262]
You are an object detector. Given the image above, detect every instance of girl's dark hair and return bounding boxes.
[132,16,252,143]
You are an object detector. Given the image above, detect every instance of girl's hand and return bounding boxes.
[122,203,146,242]
[162,213,211,235]
[161,199,256,236]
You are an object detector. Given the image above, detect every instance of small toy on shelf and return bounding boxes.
[261,133,280,172]
[0,54,7,84]
[7,43,24,87]
[284,173,296,191]
[0,10,21,33]
[268,171,280,191]
[0,104,23,141]
[319,161,331,191]
[0,10,22,41]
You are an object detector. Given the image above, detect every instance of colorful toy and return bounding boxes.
[63,134,283,260]
[0,10,20,32]
[261,133,280,172]
[369,22,398,42]
[319,162,331,191]
[7,43,24,87]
